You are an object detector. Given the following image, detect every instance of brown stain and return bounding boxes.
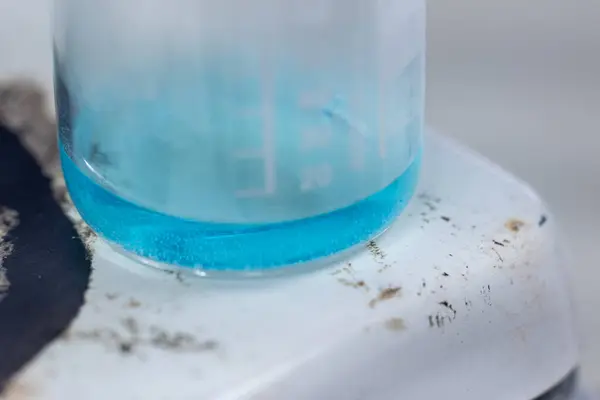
[505,219,525,233]
[1,380,36,400]
[337,278,369,292]
[369,286,401,308]
[334,263,369,292]
[384,318,406,332]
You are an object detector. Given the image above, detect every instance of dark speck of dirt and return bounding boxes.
[150,329,219,352]
[369,286,401,308]
[366,240,386,261]
[89,142,112,166]
[441,216,451,222]
[176,271,187,284]
[503,239,510,244]
[429,314,451,328]
[127,299,141,308]
[119,342,133,354]
[424,202,436,211]
[439,301,457,317]
[106,293,118,300]
[442,272,450,277]
[62,320,218,356]
[418,193,442,204]
[428,301,458,328]
[539,215,548,227]
[493,240,505,247]
[122,317,139,336]
[505,219,525,233]
[491,248,504,262]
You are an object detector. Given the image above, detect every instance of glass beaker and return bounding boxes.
[53,0,426,274]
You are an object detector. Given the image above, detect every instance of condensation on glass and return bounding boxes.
[54,0,426,274]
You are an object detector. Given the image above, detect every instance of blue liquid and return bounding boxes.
[61,146,420,271]
[55,47,424,272]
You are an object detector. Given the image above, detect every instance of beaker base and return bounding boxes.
[61,148,420,274]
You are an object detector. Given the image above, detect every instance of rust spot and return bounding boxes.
[505,219,525,233]
[337,278,369,292]
[384,318,406,332]
[369,286,401,308]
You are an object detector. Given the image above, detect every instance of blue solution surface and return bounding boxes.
[61,145,420,271]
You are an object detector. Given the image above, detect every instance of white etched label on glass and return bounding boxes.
[300,164,333,192]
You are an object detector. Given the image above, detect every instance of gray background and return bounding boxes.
[0,0,598,391]
[428,0,600,389]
